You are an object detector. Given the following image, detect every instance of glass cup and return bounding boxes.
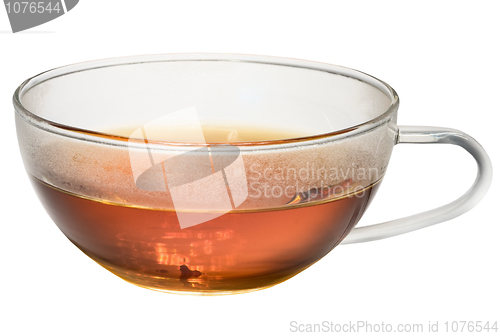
[14,54,492,294]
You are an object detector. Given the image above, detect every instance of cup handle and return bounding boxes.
[341,126,493,244]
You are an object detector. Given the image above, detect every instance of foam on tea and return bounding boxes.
[18,116,395,210]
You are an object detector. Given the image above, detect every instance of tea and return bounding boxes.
[30,124,382,294]
[105,122,309,143]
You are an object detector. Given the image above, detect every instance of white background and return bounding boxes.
[1,1,498,335]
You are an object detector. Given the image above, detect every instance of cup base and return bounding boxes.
[71,239,298,295]
[92,255,295,296]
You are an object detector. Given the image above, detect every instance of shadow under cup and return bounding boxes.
[15,54,399,294]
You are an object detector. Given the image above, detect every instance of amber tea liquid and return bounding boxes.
[30,124,382,294]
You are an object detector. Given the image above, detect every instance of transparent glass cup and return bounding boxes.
[14,54,492,294]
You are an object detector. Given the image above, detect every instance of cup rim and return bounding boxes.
[13,53,399,149]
